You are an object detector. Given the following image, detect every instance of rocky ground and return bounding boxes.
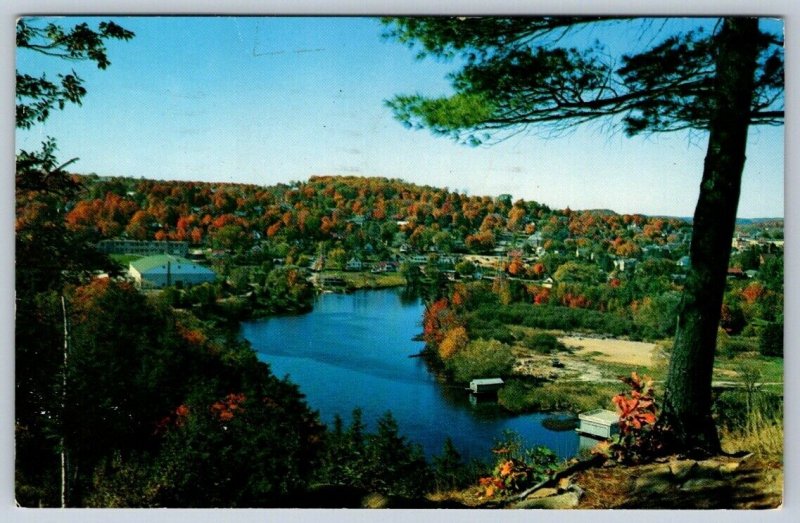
[510,334,665,383]
[573,453,782,509]
[429,453,782,510]
[292,452,782,509]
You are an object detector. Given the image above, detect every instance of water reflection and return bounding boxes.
[241,288,579,461]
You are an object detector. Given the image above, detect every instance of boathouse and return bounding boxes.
[576,409,620,439]
[468,378,504,394]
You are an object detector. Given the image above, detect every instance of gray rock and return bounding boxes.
[669,460,697,480]
[694,460,723,479]
[515,491,580,509]
[679,477,730,492]
[634,466,675,496]
[529,487,559,499]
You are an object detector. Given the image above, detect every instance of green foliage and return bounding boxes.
[717,336,758,359]
[759,321,783,357]
[553,261,604,285]
[632,291,681,338]
[317,410,431,498]
[759,254,784,292]
[382,17,782,142]
[152,386,323,507]
[446,339,514,382]
[326,247,347,270]
[16,19,135,128]
[432,437,473,492]
[713,388,783,432]
[455,259,476,276]
[521,332,568,354]
[465,317,516,345]
[467,302,637,339]
[478,430,558,498]
[17,277,324,507]
[498,378,619,414]
[83,452,158,508]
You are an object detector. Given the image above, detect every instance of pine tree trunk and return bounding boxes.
[660,18,761,455]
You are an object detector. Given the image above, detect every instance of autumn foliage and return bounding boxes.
[613,372,657,434]
[477,434,558,499]
[211,392,247,422]
[594,372,667,464]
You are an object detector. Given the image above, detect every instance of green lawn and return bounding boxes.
[323,270,406,289]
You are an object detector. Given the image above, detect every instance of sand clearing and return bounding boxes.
[559,336,660,367]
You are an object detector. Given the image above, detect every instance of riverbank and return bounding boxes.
[314,270,406,292]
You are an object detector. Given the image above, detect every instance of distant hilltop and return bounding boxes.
[636,215,783,226]
[75,173,782,229]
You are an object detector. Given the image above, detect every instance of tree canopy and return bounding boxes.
[16,19,134,130]
[383,17,782,144]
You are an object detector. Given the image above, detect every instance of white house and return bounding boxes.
[129,254,216,289]
[345,257,363,271]
[613,258,638,272]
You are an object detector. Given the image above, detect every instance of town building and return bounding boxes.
[129,254,216,289]
[97,239,189,257]
[345,257,363,271]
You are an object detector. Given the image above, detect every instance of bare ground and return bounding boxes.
[560,336,664,367]
[512,335,664,382]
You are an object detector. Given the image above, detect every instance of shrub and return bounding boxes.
[759,321,783,357]
[594,372,668,464]
[522,332,567,354]
[446,339,514,382]
[719,337,758,359]
[477,430,558,498]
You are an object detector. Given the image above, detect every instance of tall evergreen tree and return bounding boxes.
[383,16,783,454]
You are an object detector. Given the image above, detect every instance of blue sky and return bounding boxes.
[16,16,784,217]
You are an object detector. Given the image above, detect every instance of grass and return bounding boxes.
[498,378,619,414]
[323,270,406,289]
[720,418,783,458]
[590,360,667,382]
[713,353,784,385]
[718,392,784,458]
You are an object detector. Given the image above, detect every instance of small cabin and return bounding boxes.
[468,378,504,394]
[577,409,620,439]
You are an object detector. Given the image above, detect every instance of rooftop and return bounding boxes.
[129,254,209,273]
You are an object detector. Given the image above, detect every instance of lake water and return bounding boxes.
[241,288,579,461]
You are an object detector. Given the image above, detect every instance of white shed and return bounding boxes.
[577,409,620,439]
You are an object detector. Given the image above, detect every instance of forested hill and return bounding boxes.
[63,173,705,259]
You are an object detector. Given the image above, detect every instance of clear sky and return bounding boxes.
[16,16,784,218]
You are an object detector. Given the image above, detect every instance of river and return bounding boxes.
[241,288,579,461]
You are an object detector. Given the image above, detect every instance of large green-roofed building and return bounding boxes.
[128,254,216,289]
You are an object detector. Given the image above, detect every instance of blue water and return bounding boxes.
[241,289,578,461]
